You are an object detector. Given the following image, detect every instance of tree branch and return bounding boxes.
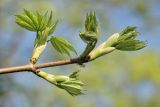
[0,58,86,74]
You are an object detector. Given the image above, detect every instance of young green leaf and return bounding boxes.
[16,9,41,31]
[117,26,139,42]
[47,11,53,27]
[119,26,137,36]
[69,70,80,79]
[36,11,47,31]
[36,70,84,96]
[15,18,35,31]
[111,26,146,51]
[115,40,146,51]
[50,36,77,56]
[79,12,99,58]
[88,26,146,61]
[15,14,36,29]
[23,9,39,29]
[85,12,98,33]
[16,9,58,33]
[79,31,98,44]
[48,20,58,36]
[16,9,58,63]
[56,71,84,96]
[79,11,99,44]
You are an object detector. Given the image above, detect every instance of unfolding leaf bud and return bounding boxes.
[36,71,84,96]
[89,26,146,61]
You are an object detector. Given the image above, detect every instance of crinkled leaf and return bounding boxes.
[50,36,77,56]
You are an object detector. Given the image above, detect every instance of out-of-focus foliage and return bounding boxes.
[0,0,160,107]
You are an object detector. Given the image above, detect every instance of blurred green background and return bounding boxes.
[0,0,160,107]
